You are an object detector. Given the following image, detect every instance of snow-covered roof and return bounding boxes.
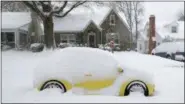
[58,6,129,32]
[70,6,128,27]
[2,7,128,33]
[2,12,31,29]
[53,13,103,32]
[157,21,184,40]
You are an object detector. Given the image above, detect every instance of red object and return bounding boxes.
[110,41,114,48]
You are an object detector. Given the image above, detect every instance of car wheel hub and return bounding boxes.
[130,84,144,93]
[44,82,65,93]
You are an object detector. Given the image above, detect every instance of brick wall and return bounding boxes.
[148,15,156,54]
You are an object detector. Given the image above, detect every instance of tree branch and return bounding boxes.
[54,1,87,18]
[39,1,45,7]
[51,1,68,15]
[22,1,45,20]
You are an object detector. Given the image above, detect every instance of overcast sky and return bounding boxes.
[144,2,184,24]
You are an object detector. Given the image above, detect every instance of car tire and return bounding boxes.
[40,80,67,93]
[166,55,172,59]
[124,80,149,96]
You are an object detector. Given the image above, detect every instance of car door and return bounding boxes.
[73,60,120,91]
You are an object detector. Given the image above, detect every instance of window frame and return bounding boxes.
[171,26,177,33]
[60,34,76,43]
[110,14,116,25]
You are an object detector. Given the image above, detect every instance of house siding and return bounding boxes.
[100,10,130,50]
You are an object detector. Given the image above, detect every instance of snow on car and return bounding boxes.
[34,47,155,96]
[152,42,184,61]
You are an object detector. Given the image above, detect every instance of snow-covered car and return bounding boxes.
[152,42,184,61]
[34,47,155,96]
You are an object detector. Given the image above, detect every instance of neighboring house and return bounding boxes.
[1,12,44,49]
[2,13,31,48]
[137,15,184,54]
[2,7,130,50]
[158,20,184,42]
[137,30,148,54]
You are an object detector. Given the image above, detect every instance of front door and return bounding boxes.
[89,35,95,47]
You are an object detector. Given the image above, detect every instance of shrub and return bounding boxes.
[30,43,44,52]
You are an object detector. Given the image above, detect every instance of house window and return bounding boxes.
[68,34,76,43]
[6,32,15,42]
[20,32,28,45]
[110,14,116,25]
[140,44,142,50]
[1,32,15,48]
[61,35,68,43]
[60,34,76,43]
[171,26,177,33]
[1,32,15,43]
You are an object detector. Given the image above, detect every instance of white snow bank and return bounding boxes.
[34,47,120,88]
[114,51,184,74]
[2,50,184,103]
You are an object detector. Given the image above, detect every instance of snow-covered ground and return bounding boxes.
[2,49,184,103]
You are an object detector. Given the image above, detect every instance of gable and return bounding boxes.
[83,20,101,33]
[100,9,129,30]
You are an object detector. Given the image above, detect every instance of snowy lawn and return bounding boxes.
[2,49,184,103]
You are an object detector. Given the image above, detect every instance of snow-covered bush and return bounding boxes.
[1,44,12,51]
[98,44,105,50]
[30,43,44,52]
[98,44,111,52]
[98,43,121,52]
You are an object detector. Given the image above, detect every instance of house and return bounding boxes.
[137,15,184,54]
[2,7,131,50]
[1,12,44,49]
[2,12,31,48]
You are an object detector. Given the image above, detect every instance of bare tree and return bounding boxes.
[112,1,134,49]
[22,1,87,49]
[133,2,144,45]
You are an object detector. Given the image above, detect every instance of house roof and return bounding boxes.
[69,6,128,27]
[2,6,128,33]
[2,12,30,29]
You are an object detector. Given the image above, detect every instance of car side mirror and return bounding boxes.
[117,67,124,74]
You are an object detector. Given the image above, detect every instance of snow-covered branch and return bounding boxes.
[51,1,68,15]
[22,1,45,20]
[54,1,87,18]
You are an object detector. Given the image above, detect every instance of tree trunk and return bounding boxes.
[135,20,138,45]
[43,16,54,49]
